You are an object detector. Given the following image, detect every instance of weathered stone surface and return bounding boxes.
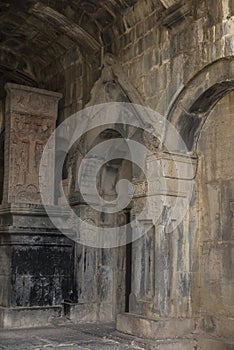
[0,204,75,328]
[0,305,62,329]
[116,313,195,340]
[0,85,76,329]
[0,323,148,349]
[197,91,234,340]
[3,83,61,205]
[0,0,233,348]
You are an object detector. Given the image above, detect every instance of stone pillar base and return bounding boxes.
[116,313,195,340]
[0,306,62,328]
[63,302,115,324]
[0,203,76,329]
[64,303,98,324]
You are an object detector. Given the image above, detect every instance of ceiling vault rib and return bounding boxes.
[160,0,181,8]
[30,2,101,53]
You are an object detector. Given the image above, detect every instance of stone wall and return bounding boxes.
[39,45,100,122]
[39,0,234,122]
[107,0,234,115]
[15,0,233,346]
[197,90,234,339]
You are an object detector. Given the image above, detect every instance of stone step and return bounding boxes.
[0,305,62,329]
[116,313,195,340]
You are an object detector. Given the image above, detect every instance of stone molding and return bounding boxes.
[5,83,62,117]
[162,2,192,28]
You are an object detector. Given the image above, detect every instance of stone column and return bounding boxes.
[117,151,197,340]
[0,84,76,328]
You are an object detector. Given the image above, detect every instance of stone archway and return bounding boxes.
[196,90,234,339]
[165,58,234,343]
[117,59,234,347]
[166,57,234,152]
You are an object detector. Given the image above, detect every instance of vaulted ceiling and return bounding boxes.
[0,0,173,97]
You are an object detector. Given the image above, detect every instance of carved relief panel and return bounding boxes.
[4,83,62,205]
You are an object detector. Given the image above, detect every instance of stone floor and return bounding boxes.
[1,321,234,350]
[0,322,147,350]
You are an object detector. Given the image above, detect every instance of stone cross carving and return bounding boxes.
[3,83,62,205]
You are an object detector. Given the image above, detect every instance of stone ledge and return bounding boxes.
[116,313,195,340]
[66,302,114,324]
[198,337,234,350]
[0,203,74,232]
[5,82,62,99]
[0,203,71,217]
[0,305,62,329]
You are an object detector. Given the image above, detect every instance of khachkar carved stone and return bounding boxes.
[3,83,61,205]
[0,84,76,329]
